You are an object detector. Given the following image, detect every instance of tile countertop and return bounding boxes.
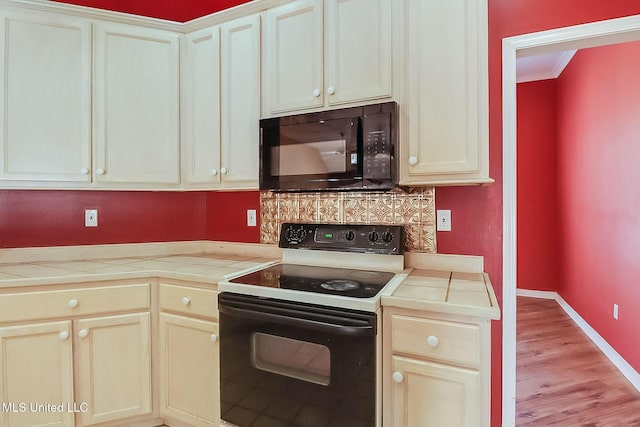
[0,242,279,288]
[381,269,501,320]
[0,254,276,288]
[0,242,500,320]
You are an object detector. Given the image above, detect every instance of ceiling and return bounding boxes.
[516,50,577,83]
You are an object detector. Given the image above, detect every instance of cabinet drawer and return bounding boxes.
[159,284,218,319]
[390,314,479,368]
[0,283,151,323]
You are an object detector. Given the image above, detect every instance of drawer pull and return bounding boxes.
[427,335,439,348]
[78,329,88,338]
[408,156,418,166]
[68,299,78,308]
[392,371,404,383]
[182,297,191,306]
[210,334,218,343]
[59,331,69,341]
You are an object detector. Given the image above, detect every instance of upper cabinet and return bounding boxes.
[94,22,181,187]
[398,0,491,186]
[0,0,491,190]
[262,0,392,116]
[182,26,222,188]
[184,16,261,191]
[0,11,92,184]
[219,14,261,189]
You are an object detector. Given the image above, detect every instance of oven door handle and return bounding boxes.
[218,304,376,337]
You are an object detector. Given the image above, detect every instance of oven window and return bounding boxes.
[251,332,330,386]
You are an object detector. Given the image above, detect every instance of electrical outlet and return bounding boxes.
[85,209,98,227]
[247,209,257,227]
[436,210,452,231]
[613,303,619,320]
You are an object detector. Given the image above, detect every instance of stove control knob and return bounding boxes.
[382,232,394,243]
[345,230,355,241]
[368,231,379,243]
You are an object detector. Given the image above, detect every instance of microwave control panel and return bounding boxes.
[363,113,392,180]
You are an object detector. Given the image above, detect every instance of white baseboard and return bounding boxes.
[517,288,640,393]
[516,289,558,299]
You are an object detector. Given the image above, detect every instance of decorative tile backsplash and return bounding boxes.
[260,187,436,253]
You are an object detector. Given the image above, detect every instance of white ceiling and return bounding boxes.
[516,50,577,83]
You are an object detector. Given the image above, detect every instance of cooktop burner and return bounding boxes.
[320,279,360,291]
[229,263,395,298]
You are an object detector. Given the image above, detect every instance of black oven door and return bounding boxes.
[218,292,376,427]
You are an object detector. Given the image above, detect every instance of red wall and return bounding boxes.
[52,0,250,22]
[436,1,640,423]
[516,80,560,292]
[0,190,207,248]
[556,42,640,372]
[205,191,261,243]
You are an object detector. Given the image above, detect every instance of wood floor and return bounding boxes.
[516,296,640,427]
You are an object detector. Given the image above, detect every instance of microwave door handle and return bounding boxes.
[218,303,375,337]
[356,117,364,175]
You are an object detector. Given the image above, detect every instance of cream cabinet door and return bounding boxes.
[0,12,91,184]
[325,0,392,106]
[220,14,261,189]
[390,355,480,427]
[94,22,180,187]
[0,321,75,427]
[159,313,219,426]
[183,26,222,187]
[262,0,323,114]
[400,0,490,185]
[75,312,152,426]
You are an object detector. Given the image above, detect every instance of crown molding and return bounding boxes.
[0,0,296,33]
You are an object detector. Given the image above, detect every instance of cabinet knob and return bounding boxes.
[427,335,439,348]
[80,167,90,175]
[78,329,88,338]
[392,371,404,383]
[68,299,78,308]
[210,334,218,343]
[211,168,218,176]
[59,331,69,341]
[408,156,418,166]
[220,167,228,175]
[96,168,105,176]
[327,86,335,95]
[182,297,191,306]
[312,88,321,97]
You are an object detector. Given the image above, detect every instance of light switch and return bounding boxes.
[436,210,451,232]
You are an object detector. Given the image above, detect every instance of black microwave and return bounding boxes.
[259,102,398,192]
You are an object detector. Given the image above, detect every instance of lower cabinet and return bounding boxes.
[159,283,220,427]
[390,356,479,427]
[383,308,492,427]
[75,313,152,426]
[0,281,154,427]
[0,321,75,427]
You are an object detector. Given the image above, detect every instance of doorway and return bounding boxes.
[502,14,640,427]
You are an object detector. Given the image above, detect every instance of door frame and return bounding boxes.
[502,14,640,427]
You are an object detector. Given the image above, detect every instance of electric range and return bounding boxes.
[218,222,410,312]
[218,223,409,427]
